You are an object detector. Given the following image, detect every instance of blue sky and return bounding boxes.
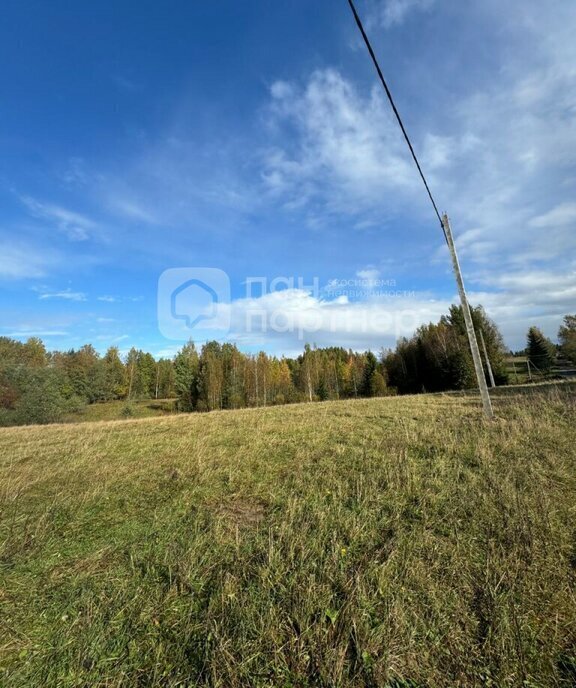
[1,0,575,357]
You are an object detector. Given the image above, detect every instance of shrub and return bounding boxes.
[120,404,135,418]
[15,369,70,425]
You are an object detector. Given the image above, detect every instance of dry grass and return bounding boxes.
[1,387,575,686]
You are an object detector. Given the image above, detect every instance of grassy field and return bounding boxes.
[1,387,575,686]
[0,398,178,428]
[61,398,178,424]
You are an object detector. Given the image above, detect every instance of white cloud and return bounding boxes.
[262,1,576,349]
[154,285,452,354]
[61,157,89,187]
[5,330,68,337]
[180,287,452,353]
[38,290,87,302]
[356,267,381,281]
[376,0,435,28]
[529,203,576,229]
[165,264,572,353]
[487,270,576,294]
[264,69,416,223]
[270,80,294,100]
[20,195,96,241]
[439,4,576,268]
[0,242,56,279]
[85,121,259,246]
[97,295,142,303]
[105,195,158,224]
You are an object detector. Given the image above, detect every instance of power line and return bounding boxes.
[347,0,495,419]
[346,0,445,238]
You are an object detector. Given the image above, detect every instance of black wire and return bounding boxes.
[346,0,446,239]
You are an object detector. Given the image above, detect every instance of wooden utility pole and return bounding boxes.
[512,358,519,383]
[442,214,494,419]
[346,1,494,418]
[128,360,135,400]
[478,329,496,388]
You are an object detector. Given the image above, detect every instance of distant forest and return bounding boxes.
[2,306,574,426]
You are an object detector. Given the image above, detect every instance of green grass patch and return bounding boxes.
[62,398,178,423]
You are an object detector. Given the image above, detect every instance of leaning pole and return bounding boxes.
[442,213,494,419]
[346,0,495,420]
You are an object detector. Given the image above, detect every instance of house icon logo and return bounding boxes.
[158,268,230,340]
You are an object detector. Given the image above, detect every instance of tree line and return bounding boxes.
[385,305,510,394]
[0,336,388,424]
[2,307,574,425]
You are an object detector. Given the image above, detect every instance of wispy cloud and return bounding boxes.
[0,241,57,279]
[529,203,576,229]
[87,123,259,242]
[356,267,381,281]
[60,157,89,188]
[372,0,436,29]
[97,295,142,303]
[38,289,87,302]
[112,73,142,93]
[106,196,157,224]
[263,0,576,327]
[2,0,574,355]
[20,195,96,241]
[6,330,69,337]
[264,69,417,224]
